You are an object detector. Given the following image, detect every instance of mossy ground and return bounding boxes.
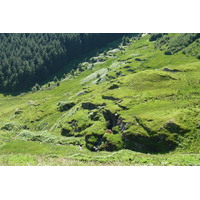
[0,34,200,165]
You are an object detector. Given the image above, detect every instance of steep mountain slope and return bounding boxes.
[0,33,200,165]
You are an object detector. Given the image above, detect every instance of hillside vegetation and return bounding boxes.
[0,33,200,166]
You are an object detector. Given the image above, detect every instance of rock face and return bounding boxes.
[102,110,127,132]
[57,102,75,112]
[102,109,119,129]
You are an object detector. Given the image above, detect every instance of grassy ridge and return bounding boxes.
[0,34,200,165]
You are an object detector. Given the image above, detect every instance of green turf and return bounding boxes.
[0,33,200,165]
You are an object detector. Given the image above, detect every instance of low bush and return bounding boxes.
[17,131,85,146]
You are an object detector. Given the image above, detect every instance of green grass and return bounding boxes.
[0,33,200,165]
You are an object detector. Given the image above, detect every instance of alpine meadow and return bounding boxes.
[0,33,200,166]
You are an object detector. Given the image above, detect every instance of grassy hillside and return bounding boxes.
[0,33,200,166]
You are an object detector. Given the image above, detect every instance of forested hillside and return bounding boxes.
[0,33,124,92]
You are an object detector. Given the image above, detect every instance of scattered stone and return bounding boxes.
[93,146,98,151]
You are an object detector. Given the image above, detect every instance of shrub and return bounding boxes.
[96,73,101,79]
[56,82,60,86]
[17,130,85,146]
[32,83,40,91]
[164,50,172,55]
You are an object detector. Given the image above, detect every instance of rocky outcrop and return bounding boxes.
[102,109,127,132]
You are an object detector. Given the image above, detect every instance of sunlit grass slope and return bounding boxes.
[0,34,200,165]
